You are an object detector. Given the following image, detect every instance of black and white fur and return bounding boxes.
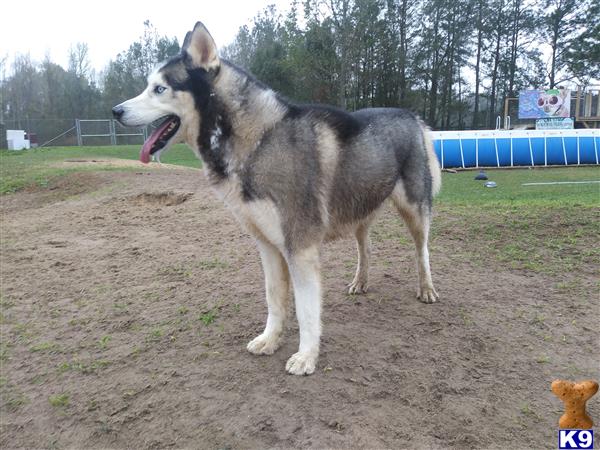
[113,22,442,375]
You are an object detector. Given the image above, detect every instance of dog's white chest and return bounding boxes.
[211,176,286,250]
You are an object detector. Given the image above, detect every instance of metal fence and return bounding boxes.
[76,119,147,146]
[0,119,149,148]
[1,118,78,148]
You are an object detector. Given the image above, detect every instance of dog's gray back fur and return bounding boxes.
[240,106,432,250]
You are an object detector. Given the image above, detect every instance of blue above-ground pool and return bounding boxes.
[430,129,600,168]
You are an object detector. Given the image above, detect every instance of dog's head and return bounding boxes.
[112,22,220,163]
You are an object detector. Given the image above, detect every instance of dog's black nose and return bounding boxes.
[112,105,124,119]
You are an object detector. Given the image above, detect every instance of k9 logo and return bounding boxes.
[559,430,594,449]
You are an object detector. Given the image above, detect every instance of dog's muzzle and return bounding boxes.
[112,105,125,121]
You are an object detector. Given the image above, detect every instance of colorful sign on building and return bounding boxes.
[518,89,571,119]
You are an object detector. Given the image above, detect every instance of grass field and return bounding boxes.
[434,165,599,276]
[0,145,198,194]
[438,166,600,206]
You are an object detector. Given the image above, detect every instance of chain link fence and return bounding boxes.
[0,119,149,148]
[1,119,78,148]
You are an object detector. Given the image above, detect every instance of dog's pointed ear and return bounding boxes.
[183,22,219,70]
[182,31,193,52]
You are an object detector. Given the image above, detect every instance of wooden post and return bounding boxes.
[584,92,592,117]
[575,86,582,122]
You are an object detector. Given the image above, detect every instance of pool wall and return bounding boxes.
[430,129,600,168]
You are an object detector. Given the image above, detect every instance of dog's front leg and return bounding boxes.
[286,246,321,375]
[247,240,290,355]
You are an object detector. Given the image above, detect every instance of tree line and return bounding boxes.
[0,21,180,145]
[0,0,598,145]
[223,0,598,129]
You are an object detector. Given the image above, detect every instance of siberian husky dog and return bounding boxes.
[113,22,441,375]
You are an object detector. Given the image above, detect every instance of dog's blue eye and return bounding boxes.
[154,86,166,94]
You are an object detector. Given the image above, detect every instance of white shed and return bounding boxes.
[6,130,30,150]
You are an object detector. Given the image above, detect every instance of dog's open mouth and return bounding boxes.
[140,115,180,164]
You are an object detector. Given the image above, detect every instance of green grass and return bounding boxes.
[0,144,200,194]
[48,393,69,408]
[437,166,600,206]
[29,342,61,353]
[536,355,551,364]
[199,310,217,326]
[57,359,110,374]
[429,167,600,275]
[430,200,598,274]
[4,391,28,411]
[197,258,229,270]
[0,377,29,411]
[97,335,111,350]
[147,327,164,342]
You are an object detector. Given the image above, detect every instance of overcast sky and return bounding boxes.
[0,0,286,73]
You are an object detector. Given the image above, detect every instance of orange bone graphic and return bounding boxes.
[551,380,598,429]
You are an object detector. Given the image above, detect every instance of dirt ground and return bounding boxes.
[1,167,598,449]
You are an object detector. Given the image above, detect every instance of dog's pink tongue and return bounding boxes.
[140,140,153,164]
[139,119,172,164]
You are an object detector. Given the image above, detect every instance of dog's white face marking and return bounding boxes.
[115,64,199,158]
[117,68,175,127]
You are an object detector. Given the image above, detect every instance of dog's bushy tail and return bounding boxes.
[420,122,442,196]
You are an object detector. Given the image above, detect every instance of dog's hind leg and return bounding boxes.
[285,245,321,375]
[348,223,370,294]
[247,240,290,355]
[391,186,439,304]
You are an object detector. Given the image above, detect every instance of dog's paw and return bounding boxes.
[417,286,439,304]
[247,333,281,355]
[285,352,317,375]
[348,279,368,295]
